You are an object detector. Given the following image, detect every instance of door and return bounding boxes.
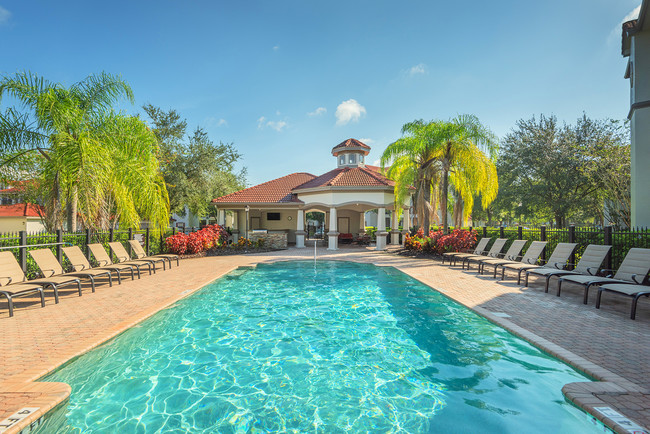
[337,217,350,234]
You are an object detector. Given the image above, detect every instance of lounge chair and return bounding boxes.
[478,241,547,282]
[501,243,576,284]
[477,240,528,278]
[524,244,611,293]
[63,245,135,283]
[30,248,113,293]
[557,247,650,305]
[128,240,179,268]
[108,242,163,273]
[595,282,650,320]
[88,243,152,278]
[442,237,491,266]
[0,251,45,317]
[460,238,508,270]
[1,250,82,305]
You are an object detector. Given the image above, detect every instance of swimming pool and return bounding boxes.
[42,260,603,432]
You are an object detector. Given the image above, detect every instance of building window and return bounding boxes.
[360,155,364,163]
[339,156,345,165]
[348,154,356,164]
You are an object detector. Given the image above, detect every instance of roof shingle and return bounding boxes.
[294,166,394,190]
[0,203,44,218]
[211,173,316,204]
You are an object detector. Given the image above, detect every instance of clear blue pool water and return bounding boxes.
[42,260,603,433]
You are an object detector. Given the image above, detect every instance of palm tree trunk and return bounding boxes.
[66,185,78,232]
[422,177,431,234]
[441,169,449,233]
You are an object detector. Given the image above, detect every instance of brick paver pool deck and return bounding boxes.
[1,246,649,433]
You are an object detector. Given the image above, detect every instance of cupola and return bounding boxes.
[331,138,371,168]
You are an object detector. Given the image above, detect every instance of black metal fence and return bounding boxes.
[0,228,173,279]
[469,225,650,270]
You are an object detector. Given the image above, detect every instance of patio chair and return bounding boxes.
[0,250,82,306]
[524,244,611,293]
[478,241,547,282]
[460,238,508,270]
[128,240,179,268]
[63,245,135,284]
[88,243,152,279]
[501,243,576,284]
[30,248,112,293]
[595,281,650,320]
[108,242,163,273]
[477,240,528,278]
[0,251,45,317]
[441,237,490,265]
[557,247,650,305]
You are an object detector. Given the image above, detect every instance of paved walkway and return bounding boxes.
[0,247,649,433]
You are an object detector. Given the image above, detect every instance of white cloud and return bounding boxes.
[257,116,267,129]
[335,99,366,125]
[273,45,280,51]
[0,6,11,25]
[406,63,427,76]
[608,4,641,45]
[267,120,287,132]
[217,118,228,127]
[308,107,327,116]
[359,138,375,145]
[258,116,287,132]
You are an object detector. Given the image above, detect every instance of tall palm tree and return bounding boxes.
[382,116,498,234]
[0,71,169,231]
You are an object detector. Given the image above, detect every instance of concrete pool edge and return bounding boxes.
[1,254,646,433]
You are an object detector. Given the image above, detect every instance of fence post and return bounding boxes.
[568,225,576,269]
[56,229,63,264]
[483,225,487,238]
[146,228,150,255]
[518,226,523,239]
[499,225,505,238]
[19,230,27,273]
[604,225,613,271]
[172,227,176,236]
[160,231,164,254]
[540,225,547,264]
[109,228,114,242]
[128,227,133,256]
[86,229,91,259]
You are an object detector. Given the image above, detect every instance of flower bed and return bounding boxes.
[164,224,229,255]
[403,228,477,255]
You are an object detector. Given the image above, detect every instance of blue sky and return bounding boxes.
[0,0,641,186]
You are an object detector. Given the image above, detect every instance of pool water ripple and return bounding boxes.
[42,261,603,433]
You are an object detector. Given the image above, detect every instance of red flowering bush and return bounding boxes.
[404,228,477,255]
[164,224,229,255]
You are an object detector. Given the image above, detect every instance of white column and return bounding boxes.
[358,211,366,237]
[217,209,226,226]
[390,209,400,245]
[231,210,240,243]
[295,209,305,248]
[402,207,410,246]
[327,207,338,250]
[376,207,387,250]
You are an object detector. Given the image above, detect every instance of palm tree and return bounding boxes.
[0,71,169,231]
[382,116,498,234]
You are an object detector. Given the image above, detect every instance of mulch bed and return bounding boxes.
[207,247,285,256]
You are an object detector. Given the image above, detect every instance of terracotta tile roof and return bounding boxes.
[211,172,316,204]
[294,166,395,190]
[0,203,44,218]
[0,187,20,194]
[331,138,371,156]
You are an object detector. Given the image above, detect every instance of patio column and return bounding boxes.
[376,207,387,250]
[217,209,226,226]
[358,211,366,237]
[402,207,410,246]
[390,209,400,245]
[231,210,240,243]
[327,207,338,250]
[295,209,305,248]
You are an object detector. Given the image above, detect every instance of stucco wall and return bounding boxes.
[299,191,400,208]
[0,217,45,234]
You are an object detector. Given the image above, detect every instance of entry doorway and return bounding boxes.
[337,217,350,234]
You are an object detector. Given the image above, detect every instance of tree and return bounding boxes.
[382,116,498,234]
[495,115,629,227]
[0,71,170,231]
[143,105,246,219]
